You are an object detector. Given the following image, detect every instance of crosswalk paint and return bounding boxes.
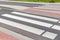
[2,14,53,28]
[52,25,60,30]
[58,21,60,23]
[0,18,45,35]
[11,12,59,22]
[0,27,34,40]
[42,31,57,39]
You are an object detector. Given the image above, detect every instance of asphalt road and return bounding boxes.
[0,1,60,40]
[0,1,45,7]
[0,7,60,40]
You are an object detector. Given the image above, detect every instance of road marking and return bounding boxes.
[2,14,53,28]
[11,12,59,22]
[42,32,57,39]
[52,25,60,30]
[58,21,60,23]
[0,27,34,40]
[0,18,45,35]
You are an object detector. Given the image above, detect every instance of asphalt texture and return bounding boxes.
[0,7,60,40]
[0,1,45,7]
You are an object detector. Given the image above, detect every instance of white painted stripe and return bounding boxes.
[0,27,34,40]
[11,12,59,22]
[52,25,60,30]
[58,21,60,23]
[0,18,45,35]
[2,14,53,27]
[42,32,57,39]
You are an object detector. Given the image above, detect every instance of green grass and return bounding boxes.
[12,0,60,2]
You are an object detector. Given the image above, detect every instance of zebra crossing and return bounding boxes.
[0,11,60,40]
[0,18,45,35]
[11,12,59,22]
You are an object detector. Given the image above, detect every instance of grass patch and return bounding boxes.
[11,0,60,2]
